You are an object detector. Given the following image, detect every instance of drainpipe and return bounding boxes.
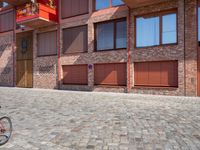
[184,0,186,96]
[57,0,61,89]
[127,7,131,93]
[13,7,16,87]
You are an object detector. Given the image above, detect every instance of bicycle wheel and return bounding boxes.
[0,117,12,146]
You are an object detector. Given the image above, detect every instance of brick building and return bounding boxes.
[0,0,199,96]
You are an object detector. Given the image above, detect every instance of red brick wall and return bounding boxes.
[185,0,198,96]
[0,0,199,96]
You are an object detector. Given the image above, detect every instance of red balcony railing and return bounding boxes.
[16,1,58,28]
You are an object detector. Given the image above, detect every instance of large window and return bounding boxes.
[95,0,124,10]
[95,19,127,51]
[136,10,177,48]
[37,31,57,56]
[63,25,87,54]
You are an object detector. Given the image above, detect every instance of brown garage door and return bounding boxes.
[62,65,88,85]
[94,63,127,86]
[134,61,178,87]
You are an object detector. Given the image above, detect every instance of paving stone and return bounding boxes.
[0,87,199,149]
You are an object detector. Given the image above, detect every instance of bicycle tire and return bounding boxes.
[0,116,12,146]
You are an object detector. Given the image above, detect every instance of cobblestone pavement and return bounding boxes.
[0,87,200,150]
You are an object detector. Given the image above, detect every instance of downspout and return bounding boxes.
[184,0,186,96]
[13,7,16,87]
[57,0,61,89]
[127,7,131,93]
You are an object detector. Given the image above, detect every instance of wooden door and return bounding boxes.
[16,31,33,88]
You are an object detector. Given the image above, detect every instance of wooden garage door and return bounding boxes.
[62,65,88,85]
[134,61,178,87]
[94,63,126,86]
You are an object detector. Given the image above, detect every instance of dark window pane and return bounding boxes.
[198,8,200,42]
[112,0,124,6]
[96,0,110,10]
[162,13,177,44]
[116,21,127,48]
[96,22,114,50]
[136,17,160,47]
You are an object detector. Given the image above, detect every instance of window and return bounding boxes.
[116,21,127,48]
[61,0,88,19]
[63,25,87,54]
[134,61,178,87]
[0,11,14,32]
[162,14,177,44]
[94,63,126,86]
[136,10,177,47]
[198,7,200,44]
[95,19,127,51]
[96,0,110,10]
[62,65,88,85]
[0,2,8,8]
[112,0,124,6]
[37,31,57,56]
[95,0,124,10]
[136,17,160,47]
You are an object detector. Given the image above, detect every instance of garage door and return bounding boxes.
[94,63,126,86]
[62,65,88,85]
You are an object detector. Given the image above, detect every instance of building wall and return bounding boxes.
[59,0,129,92]
[32,26,58,89]
[185,0,198,96]
[0,0,199,96]
[0,31,14,87]
[130,0,198,96]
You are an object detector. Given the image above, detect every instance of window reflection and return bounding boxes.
[136,17,160,47]
[112,0,124,6]
[96,0,110,10]
[162,14,177,44]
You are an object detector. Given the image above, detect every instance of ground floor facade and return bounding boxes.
[0,0,199,96]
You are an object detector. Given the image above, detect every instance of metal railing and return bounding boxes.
[16,3,39,19]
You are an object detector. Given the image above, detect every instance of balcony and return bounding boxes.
[16,1,58,28]
[123,0,169,8]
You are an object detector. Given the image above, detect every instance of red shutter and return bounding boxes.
[63,65,88,85]
[134,61,178,87]
[94,63,127,86]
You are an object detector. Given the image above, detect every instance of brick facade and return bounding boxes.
[0,0,199,96]
[0,31,14,87]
